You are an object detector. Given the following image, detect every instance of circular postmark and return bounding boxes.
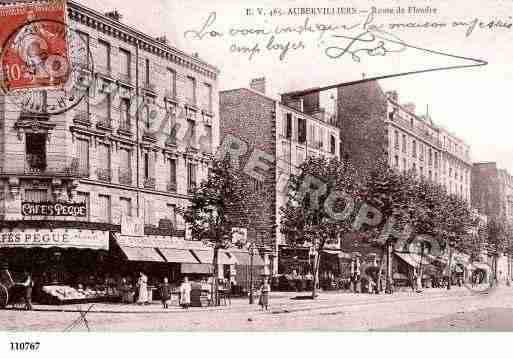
[0,19,94,115]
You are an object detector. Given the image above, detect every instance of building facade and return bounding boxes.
[334,82,471,203]
[0,1,219,230]
[219,78,340,275]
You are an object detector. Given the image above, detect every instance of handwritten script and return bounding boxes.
[184,8,510,64]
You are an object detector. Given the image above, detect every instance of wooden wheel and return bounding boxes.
[0,284,8,308]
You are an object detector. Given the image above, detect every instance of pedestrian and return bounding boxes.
[19,270,33,311]
[159,277,171,309]
[258,278,271,311]
[137,272,148,305]
[179,276,191,309]
[410,269,417,292]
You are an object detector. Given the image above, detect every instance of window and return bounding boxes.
[167,204,177,227]
[144,152,150,179]
[24,189,48,202]
[285,113,292,139]
[144,199,153,225]
[76,31,90,66]
[75,138,89,176]
[420,166,424,177]
[119,148,131,184]
[120,197,132,218]
[76,192,90,220]
[394,155,399,167]
[297,147,305,165]
[410,118,414,127]
[25,133,47,173]
[394,130,399,149]
[98,194,111,223]
[330,134,336,154]
[168,69,176,98]
[203,83,212,111]
[119,98,130,130]
[428,149,432,165]
[319,128,325,150]
[97,143,111,181]
[168,158,177,191]
[145,58,150,85]
[402,134,406,153]
[412,140,417,158]
[402,158,407,171]
[282,141,290,163]
[186,76,196,105]
[308,124,314,143]
[419,143,424,161]
[119,48,131,80]
[429,170,432,181]
[187,119,196,148]
[104,92,112,120]
[203,124,212,153]
[298,118,307,143]
[98,39,111,72]
[434,152,438,168]
[412,163,417,174]
[187,162,197,192]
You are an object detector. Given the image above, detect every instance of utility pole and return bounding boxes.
[249,242,255,304]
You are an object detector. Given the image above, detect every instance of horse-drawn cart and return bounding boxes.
[0,269,25,309]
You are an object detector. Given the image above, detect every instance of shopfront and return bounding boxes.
[0,223,114,304]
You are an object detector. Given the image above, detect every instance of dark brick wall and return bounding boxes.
[219,89,277,247]
[336,81,388,179]
[472,162,502,221]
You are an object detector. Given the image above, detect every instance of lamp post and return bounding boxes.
[248,242,257,304]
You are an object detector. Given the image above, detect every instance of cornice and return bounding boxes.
[68,1,219,80]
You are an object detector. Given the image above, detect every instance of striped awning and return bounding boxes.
[158,248,198,264]
[192,249,238,265]
[119,246,164,262]
[181,263,212,274]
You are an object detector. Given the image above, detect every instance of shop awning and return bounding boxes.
[323,250,351,259]
[158,248,198,264]
[181,263,212,274]
[192,249,238,265]
[472,262,490,271]
[395,252,422,268]
[230,251,265,266]
[119,246,165,262]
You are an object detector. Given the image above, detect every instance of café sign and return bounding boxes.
[0,229,109,250]
[21,202,87,217]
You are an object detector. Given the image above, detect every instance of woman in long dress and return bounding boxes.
[179,277,191,309]
[258,278,271,311]
[137,272,148,305]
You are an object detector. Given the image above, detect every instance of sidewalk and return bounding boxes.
[19,286,477,314]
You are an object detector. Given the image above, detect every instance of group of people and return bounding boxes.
[134,272,192,309]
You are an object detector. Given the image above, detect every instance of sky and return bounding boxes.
[80,0,513,173]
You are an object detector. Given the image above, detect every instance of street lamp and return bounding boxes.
[248,242,258,304]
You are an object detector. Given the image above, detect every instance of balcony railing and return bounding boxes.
[118,119,132,135]
[167,181,177,192]
[118,72,132,85]
[187,184,197,194]
[21,157,89,178]
[142,129,157,142]
[164,90,178,103]
[142,82,157,94]
[73,111,90,126]
[96,116,112,130]
[96,168,112,182]
[143,177,156,189]
[118,168,132,185]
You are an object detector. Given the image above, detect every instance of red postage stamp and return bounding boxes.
[0,0,70,92]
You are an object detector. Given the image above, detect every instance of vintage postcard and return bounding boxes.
[0,0,513,350]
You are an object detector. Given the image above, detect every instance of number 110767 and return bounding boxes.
[10,342,40,351]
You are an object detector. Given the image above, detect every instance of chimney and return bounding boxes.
[385,90,398,102]
[403,102,416,114]
[250,77,266,94]
[105,10,122,21]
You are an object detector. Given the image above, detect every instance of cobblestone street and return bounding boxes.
[2,287,512,331]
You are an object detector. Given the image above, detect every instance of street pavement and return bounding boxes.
[1,286,513,331]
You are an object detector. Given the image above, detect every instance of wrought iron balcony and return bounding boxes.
[21,157,89,178]
[167,181,177,192]
[141,82,157,95]
[96,116,112,131]
[164,90,178,103]
[73,111,91,126]
[143,177,156,189]
[118,119,132,136]
[142,129,157,142]
[96,65,113,79]
[117,73,132,85]
[187,184,197,194]
[118,168,132,185]
[96,168,112,182]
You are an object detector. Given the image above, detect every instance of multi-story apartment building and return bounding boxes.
[0,1,219,227]
[220,78,340,275]
[472,162,513,223]
[331,81,471,203]
[0,1,226,292]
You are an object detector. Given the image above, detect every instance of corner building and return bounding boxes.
[0,1,230,301]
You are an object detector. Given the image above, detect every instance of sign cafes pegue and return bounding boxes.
[21,201,87,217]
[0,228,109,250]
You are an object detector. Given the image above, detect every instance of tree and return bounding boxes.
[182,156,249,306]
[487,218,508,286]
[280,156,361,299]
[360,159,417,293]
